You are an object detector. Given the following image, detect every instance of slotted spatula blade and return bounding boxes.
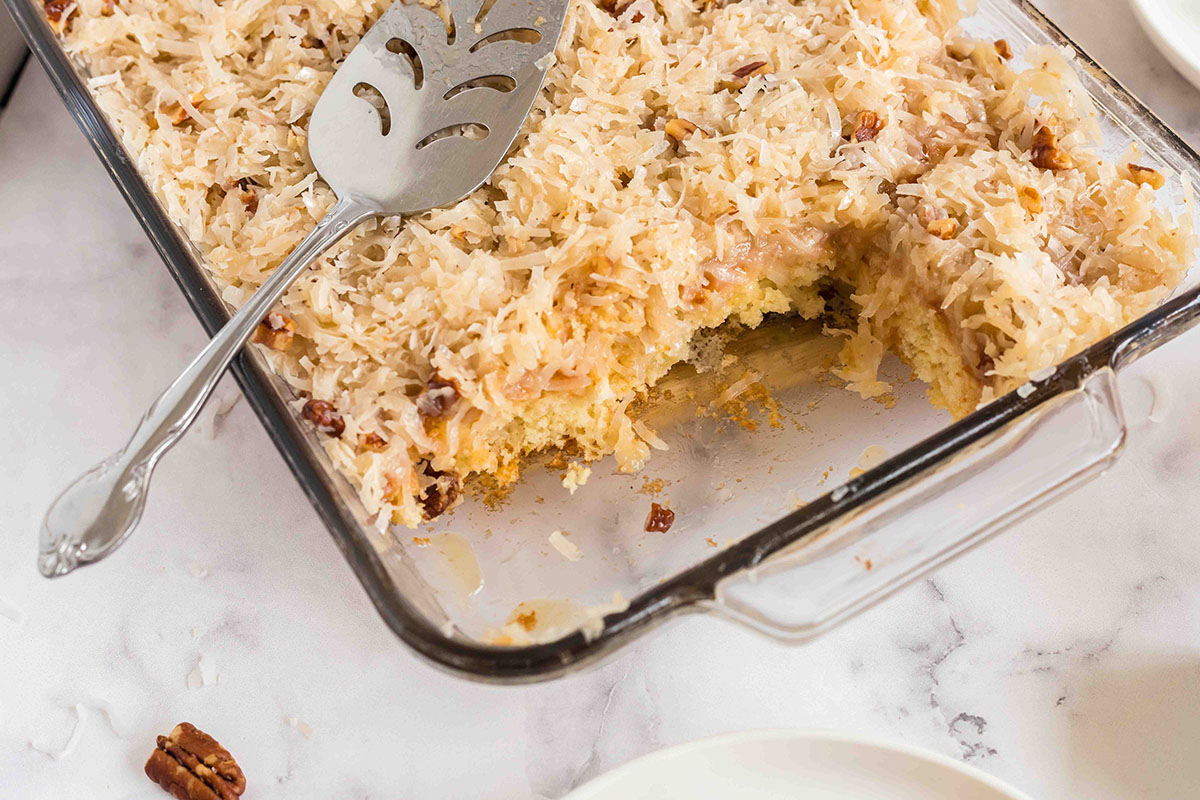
[310,0,565,213]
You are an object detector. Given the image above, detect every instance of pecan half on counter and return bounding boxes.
[145,723,246,800]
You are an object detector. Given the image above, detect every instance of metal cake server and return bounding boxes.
[39,0,567,576]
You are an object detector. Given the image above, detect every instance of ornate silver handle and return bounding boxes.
[40,196,377,577]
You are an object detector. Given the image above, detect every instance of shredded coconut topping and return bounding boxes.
[59,0,1195,523]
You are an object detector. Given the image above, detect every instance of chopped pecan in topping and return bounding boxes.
[100,0,116,16]
[1017,185,1043,214]
[419,466,461,520]
[664,118,703,142]
[926,218,958,239]
[994,38,1013,60]
[357,431,387,452]
[598,0,637,18]
[1031,124,1073,170]
[43,0,74,33]
[644,502,675,532]
[173,92,207,127]
[719,60,770,92]
[301,399,345,438]
[1128,163,1165,190]
[852,110,884,143]
[231,178,259,214]
[416,374,459,420]
[144,722,245,800]
[945,38,973,61]
[251,312,295,351]
[731,60,769,80]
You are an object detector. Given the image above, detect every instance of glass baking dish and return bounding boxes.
[11,0,1200,681]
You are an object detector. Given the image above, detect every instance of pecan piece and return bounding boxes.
[252,311,295,351]
[719,60,770,92]
[1128,163,1165,190]
[644,502,675,532]
[852,110,884,143]
[420,465,461,520]
[416,374,459,420]
[43,0,74,34]
[1030,124,1073,170]
[358,431,387,451]
[598,0,638,18]
[144,722,245,800]
[301,398,345,438]
[926,218,958,239]
[664,118,704,142]
[100,0,116,15]
[994,38,1013,60]
[231,178,259,214]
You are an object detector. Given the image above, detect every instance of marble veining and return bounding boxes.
[4,1,1200,797]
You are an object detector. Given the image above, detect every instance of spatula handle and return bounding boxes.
[39,196,377,577]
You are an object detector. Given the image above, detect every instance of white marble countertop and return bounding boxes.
[4,1,1200,797]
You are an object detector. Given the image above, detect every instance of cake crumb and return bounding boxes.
[638,477,666,496]
[561,462,592,494]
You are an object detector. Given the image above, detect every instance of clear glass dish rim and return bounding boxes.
[10,0,1200,682]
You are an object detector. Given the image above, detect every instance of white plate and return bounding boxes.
[1130,0,1200,92]
[564,729,1035,800]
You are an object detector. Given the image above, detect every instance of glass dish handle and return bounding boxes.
[704,367,1126,642]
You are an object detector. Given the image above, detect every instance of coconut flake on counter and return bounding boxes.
[0,595,25,626]
[285,716,314,739]
[186,653,218,689]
